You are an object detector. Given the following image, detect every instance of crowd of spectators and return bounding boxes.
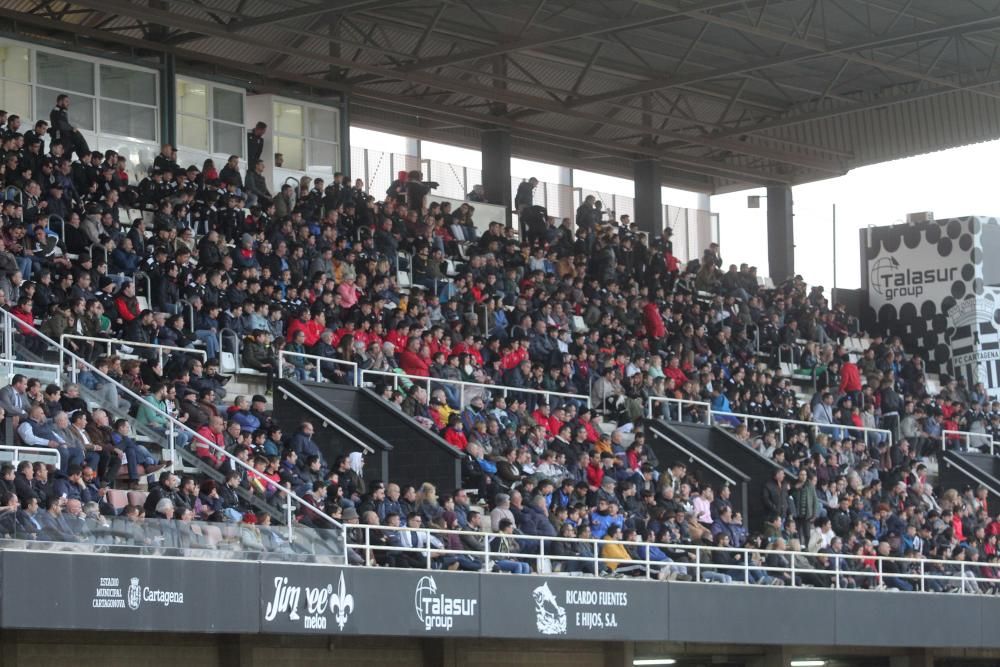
[0,97,999,592]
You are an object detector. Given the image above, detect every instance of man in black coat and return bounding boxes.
[49,94,90,160]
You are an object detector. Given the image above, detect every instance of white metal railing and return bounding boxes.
[0,359,61,385]
[0,444,61,469]
[361,368,591,409]
[277,349,359,384]
[943,429,996,455]
[2,310,343,544]
[344,524,1000,595]
[648,396,893,447]
[59,333,206,379]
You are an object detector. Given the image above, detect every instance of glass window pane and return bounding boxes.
[36,87,94,131]
[213,87,243,124]
[275,136,303,171]
[0,45,30,82]
[36,52,94,95]
[0,80,31,118]
[177,115,209,151]
[307,107,337,140]
[213,121,244,157]
[274,102,303,136]
[307,140,337,172]
[100,100,156,141]
[100,65,156,105]
[176,79,208,116]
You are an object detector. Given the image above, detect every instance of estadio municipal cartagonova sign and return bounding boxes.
[3,551,255,633]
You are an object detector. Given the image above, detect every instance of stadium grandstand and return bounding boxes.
[1,0,1000,666]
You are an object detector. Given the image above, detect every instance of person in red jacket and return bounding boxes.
[662,355,689,386]
[642,297,666,346]
[286,308,324,347]
[442,415,468,451]
[194,415,226,468]
[398,337,430,377]
[839,353,862,402]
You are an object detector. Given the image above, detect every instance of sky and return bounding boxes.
[713,138,1000,291]
[350,126,1000,292]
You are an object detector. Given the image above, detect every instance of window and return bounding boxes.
[36,51,94,95]
[34,52,96,132]
[0,44,31,120]
[176,76,244,157]
[99,65,156,140]
[273,99,339,172]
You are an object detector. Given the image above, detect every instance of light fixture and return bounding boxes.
[790,661,826,667]
[634,660,677,666]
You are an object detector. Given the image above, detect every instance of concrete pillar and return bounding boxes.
[890,649,935,667]
[766,184,794,284]
[633,158,663,237]
[480,127,512,219]
[604,641,635,667]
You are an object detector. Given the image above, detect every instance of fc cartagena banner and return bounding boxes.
[478,574,668,641]
[259,562,480,637]
[1,551,258,633]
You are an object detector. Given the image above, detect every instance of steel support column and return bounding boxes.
[634,158,663,237]
[159,52,176,147]
[480,127,512,221]
[766,184,794,284]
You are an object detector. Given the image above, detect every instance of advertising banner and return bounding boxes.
[478,574,668,642]
[862,217,987,373]
[947,289,1000,398]
[1,551,258,633]
[259,563,480,637]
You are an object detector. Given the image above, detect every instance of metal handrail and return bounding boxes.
[276,349,358,384]
[276,386,373,454]
[943,429,996,455]
[1,310,342,540]
[59,333,206,377]
[361,368,591,409]
[0,444,61,468]
[647,426,738,486]
[345,523,999,594]
[648,396,893,447]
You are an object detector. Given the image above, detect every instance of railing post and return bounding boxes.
[277,353,284,380]
[695,546,701,582]
[834,555,840,589]
[744,549,750,584]
[286,501,293,543]
[484,534,491,573]
[960,562,966,593]
[779,422,785,445]
[168,419,176,474]
[790,552,796,587]
[877,557,883,588]
[426,531,432,570]
[920,559,925,592]
[593,538,599,577]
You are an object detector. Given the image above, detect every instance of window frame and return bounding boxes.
[175,75,246,158]
[0,38,160,144]
[271,95,340,173]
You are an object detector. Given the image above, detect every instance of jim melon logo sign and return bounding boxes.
[263,573,355,631]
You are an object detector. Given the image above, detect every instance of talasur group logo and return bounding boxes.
[869,254,958,300]
[869,256,900,296]
[413,575,477,631]
[532,582,567,635]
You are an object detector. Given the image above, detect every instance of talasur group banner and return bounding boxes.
[259,562,480,637]
[478,573,668,642]
[1,550,258,633]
